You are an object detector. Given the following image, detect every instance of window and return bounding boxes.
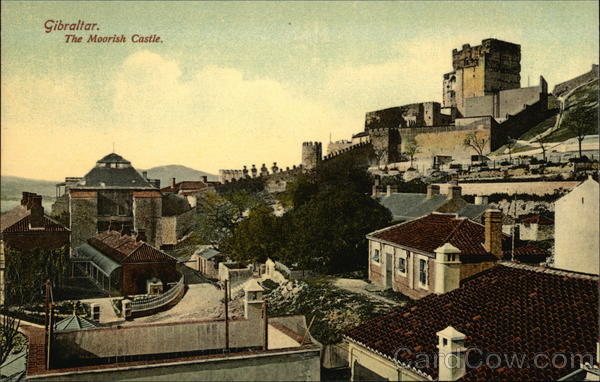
[397,256,406,275]
[372,249,380,263]
[419,258,428,287]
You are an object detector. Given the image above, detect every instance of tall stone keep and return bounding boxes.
[443,39,521,116]
[301,142,322,170]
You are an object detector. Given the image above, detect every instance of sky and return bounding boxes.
[1,1,598,181]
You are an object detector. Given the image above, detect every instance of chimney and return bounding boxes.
[29,195,44,228]
[142,171,148,179]
[474,195,488,205]
[447,185,462,200]
[483,209,503,259]
[427,185,440,199]
[135,229,147,243]
[21,192,30,207]
[244,279,264,321]
[434,243,461,294]
[437,326,467,381]
[170,177,176,188]
[121,224,132,237]
[202,176,208,183]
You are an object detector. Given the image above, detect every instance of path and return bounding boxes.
[80,297,122,324]
[332,278,401,305]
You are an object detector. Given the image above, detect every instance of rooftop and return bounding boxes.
[71,153,156,190]
[344,263,598,381]
[87,231,176,264]
[368,213,548,261]
[378,192,488,222]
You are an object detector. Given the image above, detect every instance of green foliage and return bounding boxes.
[4,245,69,306]
[223,203,286,264]
[224,154,391,273]
[195,191,264,250]
[283,188,392,274]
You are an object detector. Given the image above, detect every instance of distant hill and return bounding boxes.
[142,165,218,188]
[1,175,58,201]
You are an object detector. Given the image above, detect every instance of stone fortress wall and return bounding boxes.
[553,64,599,97]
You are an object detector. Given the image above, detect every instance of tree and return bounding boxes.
[463,132,488,157]
[505,136,517,162]
[4,246,69,306]
[222,203,286,264]
[534,134,550,162]
[564,106,598,159]
[403,137,420,168]
[195,191,264,250]
[1,314,21,366]
[284,188,392,274]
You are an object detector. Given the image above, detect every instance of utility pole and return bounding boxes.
[224,280,229,351]
[263,301,268,351]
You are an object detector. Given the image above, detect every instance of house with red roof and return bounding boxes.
[72,230,180,296]
[367,210,549,299]
[344,262,598,381]
[1,192,70,251]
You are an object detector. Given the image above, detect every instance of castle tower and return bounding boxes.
[301,142,322,170]
[443,39,521,116]
[368,127,400,166]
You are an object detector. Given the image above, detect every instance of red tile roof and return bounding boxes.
[518,214,554,225]
[344,263,599,381]
[1,205,69,233]
[88,231,176,264]
[368,213,548,261]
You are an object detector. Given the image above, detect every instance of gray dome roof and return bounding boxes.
[97,153,131,165]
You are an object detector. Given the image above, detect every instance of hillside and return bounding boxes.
[1,176,58,200]
[142,165,218,188]
[518,80,598,142]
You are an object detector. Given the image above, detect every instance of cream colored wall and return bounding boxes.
[348,342,426,381]
[554,179,599,275]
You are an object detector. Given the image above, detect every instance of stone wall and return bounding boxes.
[41,347,321,381]
[465,77,547,120]
[69,191,98,250]
[553,64,599,97]
[434,181,579,197]
[133,192,162,248]
[327,140,353,155]
[400,117,495,162]
[54,317,266,363]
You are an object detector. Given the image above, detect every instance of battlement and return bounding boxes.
[301,141,323,170]
[452,39,520,70]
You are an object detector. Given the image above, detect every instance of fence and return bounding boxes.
[131,275,185,313]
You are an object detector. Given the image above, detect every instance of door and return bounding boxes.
[385,252,393,289]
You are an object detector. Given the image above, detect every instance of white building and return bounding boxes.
[554,176,599,275]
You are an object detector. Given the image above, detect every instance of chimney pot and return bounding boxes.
[427,185,440,199]
[447,185,462,200]
[437,326,467,381]
[483,209,503,259]
[202,176,208,183]
[142,171,148,179]
[170,177,176,188]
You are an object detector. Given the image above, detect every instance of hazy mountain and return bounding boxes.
[142,165,218,188]
[1,175,58,200]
